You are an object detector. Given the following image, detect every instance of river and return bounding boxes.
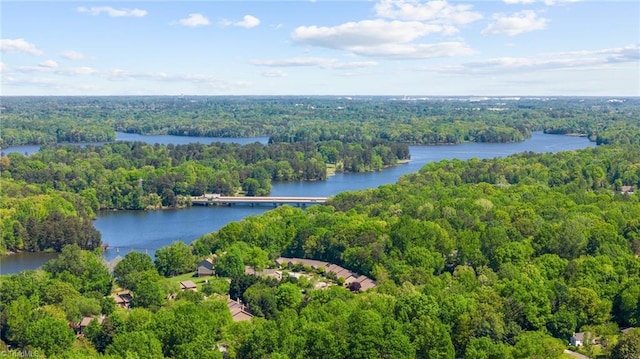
[0,132,595,274]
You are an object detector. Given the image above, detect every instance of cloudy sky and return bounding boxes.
[1,0,638,96]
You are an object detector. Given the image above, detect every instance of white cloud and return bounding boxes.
[293,20,457,48]
[69,67,98,75]
[251,57,377,69]
[554,44,640,63]
[177,13,210,27]
[482,10,549,36]
[374,0,482,24]
[1,38,43,55]
[17,62,99,76]
[464,57,602,72]
[104,69,250,89]
[237,15,260,28]
[261,70,288,78]
[433,44,640,74]
[289,1,481,60]
[503,0,536,4]
[77,6,147,17]
[0,62,6,72]
[504,0,581,5]
[291,20,473,59]
[348,42,475,59]
[107,69,130,80]
[220,15,261,28]
[62,50,90,60]
[39,60,59,69]
[543,0,582,5]
[1,76,101,94]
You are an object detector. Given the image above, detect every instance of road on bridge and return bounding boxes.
[191,195,328,206]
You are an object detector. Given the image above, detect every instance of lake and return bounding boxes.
[0,132,595,274]
[1,132,269,156]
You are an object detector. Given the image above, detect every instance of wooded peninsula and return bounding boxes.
[0,96,639,359]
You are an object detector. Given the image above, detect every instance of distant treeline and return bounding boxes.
[2,96,639,147]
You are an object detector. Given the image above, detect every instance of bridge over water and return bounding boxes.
[191,195,328,207]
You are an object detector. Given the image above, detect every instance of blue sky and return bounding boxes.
[1,0,638,96]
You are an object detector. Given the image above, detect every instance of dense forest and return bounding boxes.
[2,96,639,147]
[0,178,101,254]
[1,96,638,255]
[0,96,639,358]
[0,138,408,254]
[1,139,408,208]
[1,143,639,358]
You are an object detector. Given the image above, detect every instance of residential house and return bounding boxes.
[276,257,377,292]
[112,291,133,309]
[196,258,214,277]
[621,186,635,195]
[326,264,354,280]
[245,266,283,281]
[571,332,593,347]
[180,280,198,291]
[358,277,377,291]
[227,297,253,322]
[276,257,330,270]
[77,315,105,335]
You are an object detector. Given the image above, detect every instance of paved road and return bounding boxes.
[564,349,591,359]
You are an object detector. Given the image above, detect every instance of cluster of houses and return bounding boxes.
[194,256,377,322]
[274,257,377,292]
[197,256,377,292]
[78,256,376,330]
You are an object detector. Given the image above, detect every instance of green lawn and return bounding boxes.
[166,272,210,290]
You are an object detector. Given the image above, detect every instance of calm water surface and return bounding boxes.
[1,132,269,156]
[0,132,595,274]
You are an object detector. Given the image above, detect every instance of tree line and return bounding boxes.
[3,96,638,147]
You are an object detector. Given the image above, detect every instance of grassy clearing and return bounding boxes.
[166,272,210,290]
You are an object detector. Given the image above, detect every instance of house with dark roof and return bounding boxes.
[275,257,377,292]
[113,291,133,309]
[357,277,377,292]
[276,257,331,270]
[196,258,214,277]
[326,265,355,280]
